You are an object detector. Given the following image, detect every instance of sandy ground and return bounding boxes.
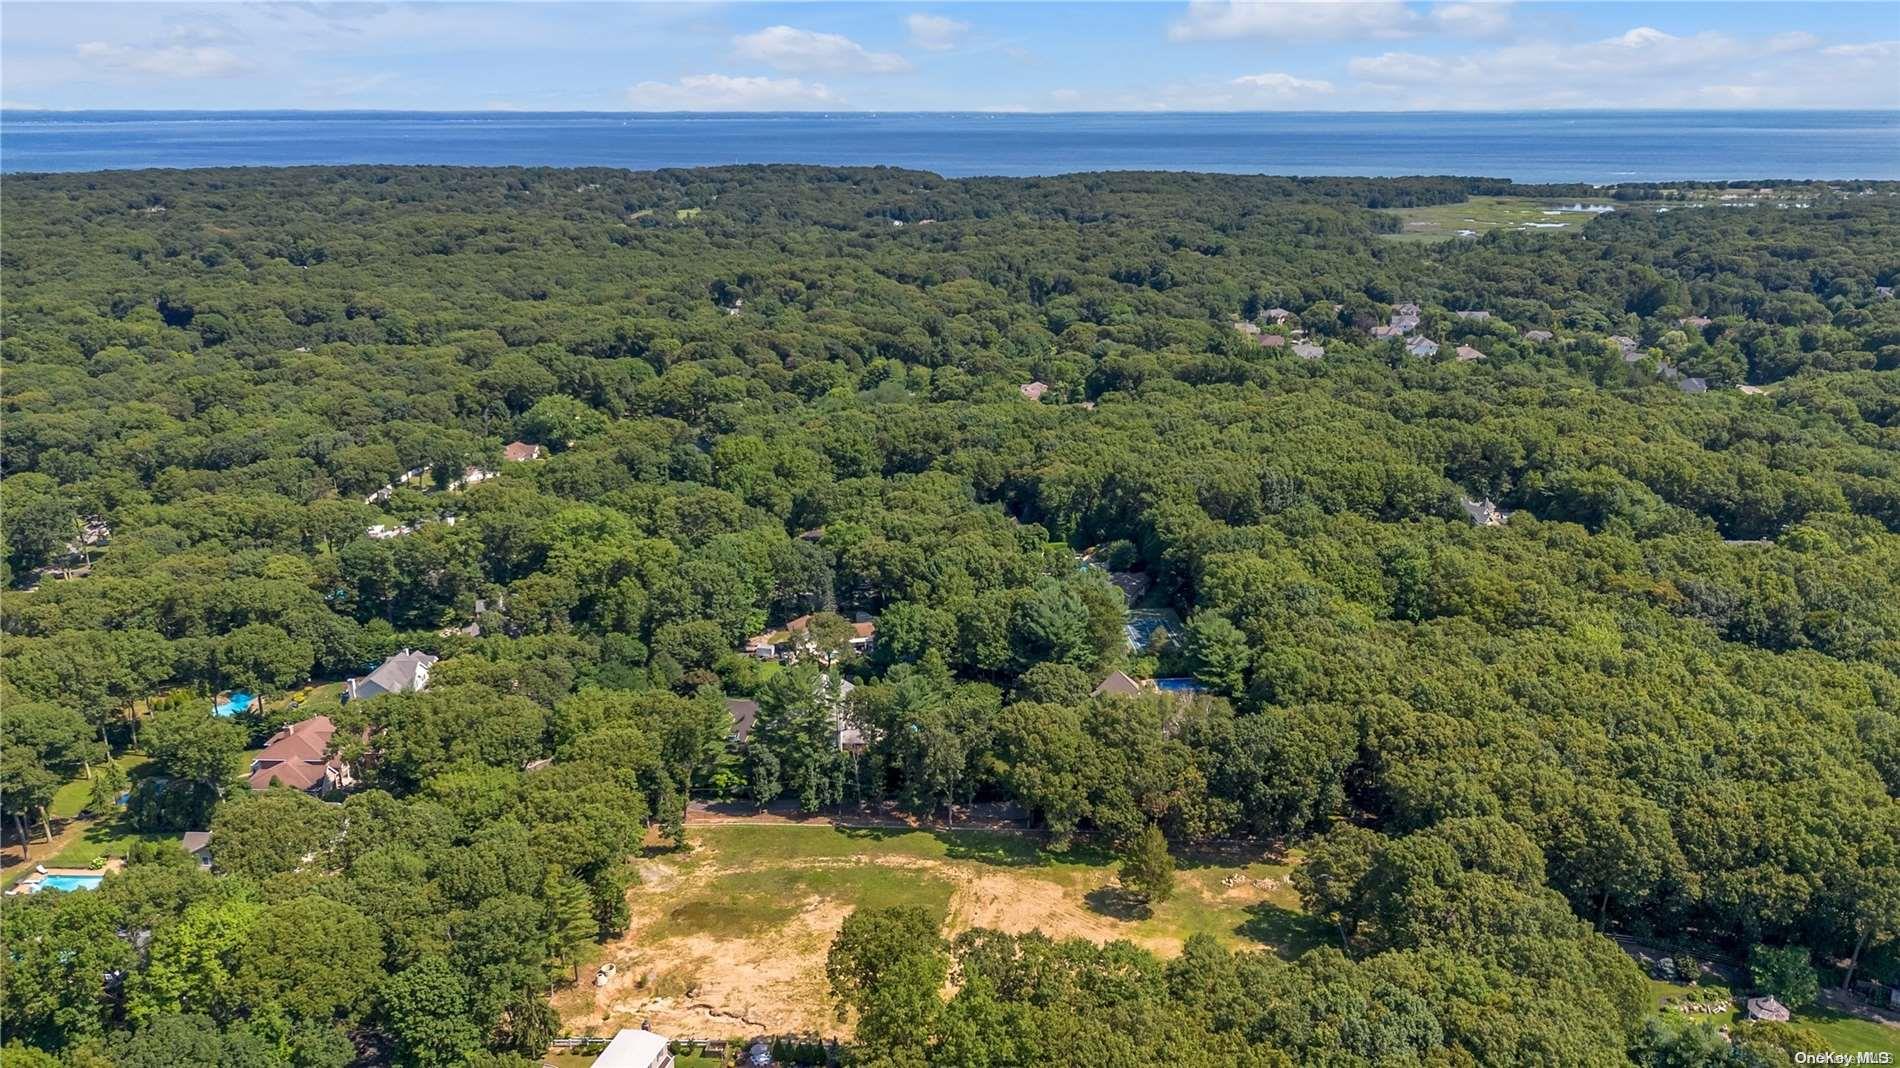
[559,832,1289,1041]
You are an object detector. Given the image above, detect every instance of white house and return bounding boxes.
[593,1028,675,1068]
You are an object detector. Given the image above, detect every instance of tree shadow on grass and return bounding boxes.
[836,825,1113,870]
[1084,885,1153,922]
[1237,903,1332,961]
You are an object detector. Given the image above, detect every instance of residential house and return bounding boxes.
[344,649,439,702]
[1744,997,1790,1023]
[1389,313,1421,333]
[1291,342,1325,360]
[1261,307,1293,323]
[1393,302,1421,317]
[1875,286,1893,299]
[365,522,414,540]
[593,1028,675,1068]
[1020,380,1050,401]
[1460,497,1513,527]
[817,671,864,752]
[1108,571,1151,603]
[1524,329,1554,342]
[1232,320,1262,336]
[447,465,496,491]
[1405,337,1440,358]
[1610,336,1642,360]
[1676,376,1709,394]
[248,716,353,794]
[1371,324,1404,339]
[181,831,212,869]
[743,613,877,664]
[1454,344,1486,362]
[1737,384,1767,395]
[1256,333,1286,348]
[725,697,759,744]
[1678,316,1713,328]
[502,441,544,462]
[1453,309,1491,321]
[1092,671,1145,698]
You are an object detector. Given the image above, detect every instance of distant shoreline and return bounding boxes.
[6,110,1896,181]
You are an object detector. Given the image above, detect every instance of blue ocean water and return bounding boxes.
[2,110,1896,181]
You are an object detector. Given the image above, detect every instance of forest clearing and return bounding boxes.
[555,825,1314,1040]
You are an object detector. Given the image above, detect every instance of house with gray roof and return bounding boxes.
[1460,497,1513,527]
[1524,329,1554,342]
[1405,337,1440,358]
[344,649,439,703]
[1453,309,1491,321]
[1291,342,1324,360]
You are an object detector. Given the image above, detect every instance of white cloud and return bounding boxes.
[1347,25,1897,108]
[1232,71,1336,95]
[75,41,250,79]
[733,26,909,74]
[907,13,970,52]
[625,73,840,110]
[1429,3,1512,37]
[1170,1,1510,43]
[1821,39,1900,60]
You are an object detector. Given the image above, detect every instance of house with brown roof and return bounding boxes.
[1092,671,1145,698]
[248,716,353,794]
[1454,344,1486,362]
[1256,333,1286,348]
[1371,324,1404,339]
[503,441,543,462]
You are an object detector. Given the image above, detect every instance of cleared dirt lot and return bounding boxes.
[555,825,1314,1041]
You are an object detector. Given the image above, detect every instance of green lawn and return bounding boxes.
[1379,196,1607,242]
[1648,975,1899,1056]
[49,753,153,819]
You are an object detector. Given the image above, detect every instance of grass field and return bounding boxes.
[555,824,1318,1041]
[1380,195,1611,242]
[1648,975,1899,1056]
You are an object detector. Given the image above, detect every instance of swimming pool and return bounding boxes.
[212,691,255,717]
[1151,677,1207,695]
[29,874,103,892]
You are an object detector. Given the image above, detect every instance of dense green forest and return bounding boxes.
[3,165,1899,1067]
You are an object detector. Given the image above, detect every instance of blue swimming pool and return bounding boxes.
[212,692,255,717]
[1152,677,1207,695]
[31,874,103,893]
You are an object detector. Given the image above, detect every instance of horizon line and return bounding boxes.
[6,106,1899,116]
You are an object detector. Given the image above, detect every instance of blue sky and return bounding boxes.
[4,2,1897,111]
